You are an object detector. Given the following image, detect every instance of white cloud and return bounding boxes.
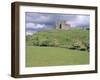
[26,31,33,35]
[26,23,35,28]
[77,16,86,23]
[75,15,89,24]
[67,15,90,27]
[26,23,46,29]
[26,22,46,35]
[36,24,46,28]
[26,31,37,35]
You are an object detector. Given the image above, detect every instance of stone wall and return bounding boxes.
[56,20,71,30]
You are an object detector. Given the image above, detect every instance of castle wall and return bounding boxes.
[56,20,71,30]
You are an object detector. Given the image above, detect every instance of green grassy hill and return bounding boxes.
[26,29,89,51]
[26,29,89,67]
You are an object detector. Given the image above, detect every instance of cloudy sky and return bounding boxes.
[25,12,90,35]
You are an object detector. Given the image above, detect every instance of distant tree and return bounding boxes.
[32,36,39,46]
[26,35,31,41]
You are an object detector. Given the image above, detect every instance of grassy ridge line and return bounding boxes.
[35,29,88,44]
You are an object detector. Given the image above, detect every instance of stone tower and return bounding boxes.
[56,20,71,30]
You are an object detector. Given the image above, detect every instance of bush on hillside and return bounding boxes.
[82,41,89,51]
[53,39,59,47]
[72,40,81,49]
[32,36,39,46]
[39,39,49,46]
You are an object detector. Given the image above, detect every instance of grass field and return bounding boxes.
[26,46,89,67]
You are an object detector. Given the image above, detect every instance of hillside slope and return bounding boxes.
[26,29,89,51]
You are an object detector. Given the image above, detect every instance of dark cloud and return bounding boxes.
[25,12,90,35]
